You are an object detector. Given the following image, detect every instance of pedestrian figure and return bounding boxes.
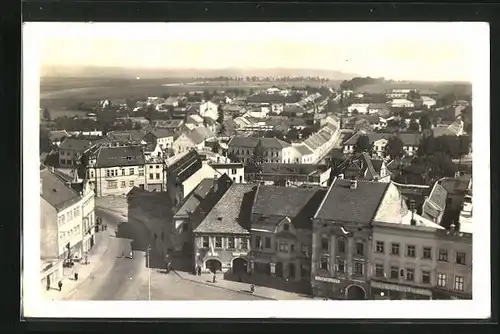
[58,280,62,291]
[74,272,79,281]
[84,254,88,265]
[212,273,216,283]
[197,266,201,276]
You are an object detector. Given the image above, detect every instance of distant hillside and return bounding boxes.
[41,65,358,80]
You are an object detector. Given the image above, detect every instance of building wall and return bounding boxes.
[311,220,373,299]
[81,188,96,253]
[173,135,196,155]
[194,234,251,273]
[40,197,59,259]
[200,102,219,121]
[92,165,146,197]
[228,146,254,163]
[371,225,438,298]
[282,146,301,164]
[157,136,174,150]
[57,200,84,258]
[145,162,165,191]
[58,149,78,167]
[213,166,245,183]
[434,234,472,296]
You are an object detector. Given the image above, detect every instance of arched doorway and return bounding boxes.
[205,259,222,273]
[346,285,366,300]
[288,263,296,280]
[232,257,248,274]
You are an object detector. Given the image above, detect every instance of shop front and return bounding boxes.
[431,287,472,300]
[370,280,432,300]
[312,275,370,300]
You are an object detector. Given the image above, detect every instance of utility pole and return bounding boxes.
[147,245,151,301]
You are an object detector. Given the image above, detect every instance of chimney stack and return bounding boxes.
[350,179,357,189]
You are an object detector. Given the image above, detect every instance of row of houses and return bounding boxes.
[40,166,97,292]
[173,173,472,300]
[227,116,340,164]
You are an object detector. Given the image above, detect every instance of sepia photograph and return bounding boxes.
[22,22,490,319]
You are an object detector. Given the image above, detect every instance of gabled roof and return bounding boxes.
[147,128,175,139]
[40,167,81,211]
[185,126,215,145]
[95,146,145,168]
[187,114,204,124]
[294,144,313,155]
[315,179,390,223]
[193,183,256,234]
[260,138,290,149]
[59,138,96,152]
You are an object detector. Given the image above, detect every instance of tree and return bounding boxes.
[351,109,359,115]
[217,104,224,124]
[43,108,51,121]
[252,139,265,166]
[419,113,431,131]
[145,105,156,122]
[354,135,371,153]
[218,123,226,136]
[408,119,420,132]
[385,136,404,159]
[125,98,137,112]
[39,128,52,153]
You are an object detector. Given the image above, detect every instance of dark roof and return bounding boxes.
[260,138,290,149]
[59,138,95,152]
[252,185,325,229]
[260,163,329,176]
[194,183,257,234]
[438,176,471,194]
[169,150,203,184]
[315,179,390,223]
[371,159,383,172]
[95,146,145,168]
[175,178,216,218]
[228,136,289,149]
[147,128,174,139]
[210,163,244,169]
[343,131,421,146]
[294,144,313,155]
[40,168,81,211]
[153,119,183,128]
[246,94,287,104]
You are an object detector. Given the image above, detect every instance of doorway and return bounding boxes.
[205,259,222,273]
[347,285,366,300]
[232,258,248,274]
[275,262,283,278]
[288,263,296,280]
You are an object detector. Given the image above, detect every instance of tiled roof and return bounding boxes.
[252,185,325,229]
[153,120,183,128]
[315,179,390,223]
[193,183,256,234]
[148,128,174,139]
[186,126,215,145]
[95,146,145,168]
[343,131,420,146]
[59,138,95,152]
[260,138,290,149]
[40,168,81,211]
[187,114,204,124]
[294,144,313,155]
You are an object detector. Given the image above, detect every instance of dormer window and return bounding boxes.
[283,223,289,231]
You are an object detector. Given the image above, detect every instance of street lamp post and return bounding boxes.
[147,245,151,301]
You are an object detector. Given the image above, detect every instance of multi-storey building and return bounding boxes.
[86,145,146,196]
[144,155,166,192]
[227,137,290,164]
[58,137,98,168]
[192,183,256,274]
[40,166,96,292]
[311,178,402,300]
[249,185,325,283]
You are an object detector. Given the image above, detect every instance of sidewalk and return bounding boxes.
[175,271,314,301]
[43,229,111,301]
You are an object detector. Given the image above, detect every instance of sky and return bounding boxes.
[27,22,488,81]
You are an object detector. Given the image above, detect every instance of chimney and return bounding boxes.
[350,179,357,189]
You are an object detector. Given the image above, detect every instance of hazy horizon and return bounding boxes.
[27,22,486,82]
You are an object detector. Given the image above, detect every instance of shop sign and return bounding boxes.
[315,276,340,284]
[371,281,432,297]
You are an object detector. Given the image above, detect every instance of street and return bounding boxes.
[64,208,263,301]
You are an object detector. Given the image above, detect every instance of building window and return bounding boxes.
[156,165,160,169]
[437,273,447,287]
[320,256,328,270]
[337,238,346,253]
[215,236,222,248]
[202,236,209,248]
[321,237,329,251]
[139,169,144,176]
[156,173,160,179]
[390,266,399,279]
[231,168,237,174]
[121,181,126,187]
[106,170,111,177]
[406,245,416,258]
[283,223,289,231]
[228,237,235,249]
[391,243,400,255]
[121,169,125,176]
[255,236,262,249]
[405,268,414,281]
[375,241,384,253]
[107,180,118,189]
[278,243,289,253]
[423,247,432,260]
[355,242,364,256]
[375,264,384,277]
[240,238,248,250]
[149,173,154,179]
[354,262,364,276]
[438,249,448,262]
[129,180,134,187]
[265,237,271,249]
[129,168,135,175]
[454,276,465,291]
[422,271,431,284]
[456,252,466,265]
[337,259,345,273]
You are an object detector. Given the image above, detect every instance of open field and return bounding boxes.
[353,81,472,96]
[40,77,342,110]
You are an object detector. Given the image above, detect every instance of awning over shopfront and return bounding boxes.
[371,280,432,297]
